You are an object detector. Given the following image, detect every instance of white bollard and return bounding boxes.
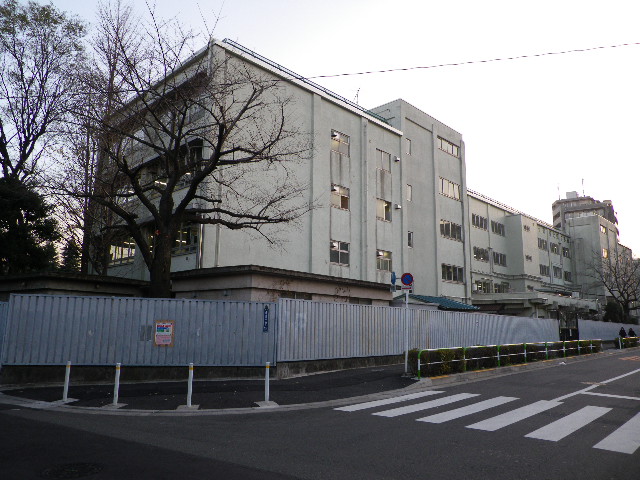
[187,363,194,408]
[113,363,121,406]
[63,361,71,401]
[265,362,271,402]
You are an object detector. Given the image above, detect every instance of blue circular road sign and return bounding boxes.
[401,273,414,286]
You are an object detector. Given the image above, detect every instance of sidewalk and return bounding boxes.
[0,363,415,411]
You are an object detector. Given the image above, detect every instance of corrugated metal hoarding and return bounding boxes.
[0,302,8,362]
[578,319,633,341]
[276,300,562,362]
[1,294,277,366]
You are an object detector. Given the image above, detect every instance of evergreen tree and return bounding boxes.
[60,238,81,272]
[0,177,59,274]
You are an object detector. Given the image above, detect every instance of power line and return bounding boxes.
[307,42,640,79]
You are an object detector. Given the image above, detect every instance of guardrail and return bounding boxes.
[413,340,603,379]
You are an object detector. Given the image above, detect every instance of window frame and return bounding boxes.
[330,240,350,266]
[376,249,392,272]
[330,184,350,210]
[376,198,392,222]
[331,130,350,157]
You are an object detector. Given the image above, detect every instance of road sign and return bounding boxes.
[401,273,414,286]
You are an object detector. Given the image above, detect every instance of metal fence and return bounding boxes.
[2,294,627,369]
[0,302,7,364]
[276,300,562,362]
[578,319,633,341]
[1,295,277,366]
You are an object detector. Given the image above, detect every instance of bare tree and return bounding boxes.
[588,246,640,321]
[0,0,86,183]
[62,5,312,297]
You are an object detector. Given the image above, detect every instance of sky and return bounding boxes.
[51,0,640,254]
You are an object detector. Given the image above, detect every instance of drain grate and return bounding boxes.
[40,463,104,479]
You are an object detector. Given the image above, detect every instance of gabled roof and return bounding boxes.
[395,294,479,311]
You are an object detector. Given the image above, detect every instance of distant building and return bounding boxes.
[552,191,617,232]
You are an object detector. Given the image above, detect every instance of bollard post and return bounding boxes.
[265,362,271,402]
[63,361,71,401]
[187,363,194,408]
[113,363,121,406]
[545,342,549,360]
[618,337,622,350]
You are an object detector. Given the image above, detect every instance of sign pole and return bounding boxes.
[404,289,409,374]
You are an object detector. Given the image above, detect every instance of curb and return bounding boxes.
[0,347,636,416]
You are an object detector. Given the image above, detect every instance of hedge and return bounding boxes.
[411,339,603,378]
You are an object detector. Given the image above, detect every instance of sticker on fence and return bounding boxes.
[154,320,175,347]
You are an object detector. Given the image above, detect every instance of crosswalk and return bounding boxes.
[335,391,640,454]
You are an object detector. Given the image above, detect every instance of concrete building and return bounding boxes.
[100,39,470,304]
[552,191,617,232]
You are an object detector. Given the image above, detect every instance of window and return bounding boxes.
[376,250,392,271]
[110,237,136,265]
[331,185,350,210]
[550,243,559,254]
[406,138,412,155]
[491,221,505,236]
[473,246,489,262]
[539,264,550,276]
[441,264,465,283]
[439,177,461,200]
[173,224,199,255]
[562,247,571,258]
[600,224,607,234]
[330,240,350,266]
[187,103,205,123]
[474,280,492,293]
[376,199,392,221]
[407,231,414,248]
[494,282,510,294]
[376,149,391,172]
[492,252,507,267]
[331,130,350,156]
[406,184,412,202]
[440,220,463,241]
[472,214,488,230]
[602,248,609,259]
[553,266,562,278]
[437,137,460,157]
[538,238,548,251]
[564,271,572,282]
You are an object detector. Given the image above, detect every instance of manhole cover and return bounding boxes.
[40,463,104,479]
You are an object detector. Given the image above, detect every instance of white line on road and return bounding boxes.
[593,412,640,454]
[466,400,562,432]
[372,393,479,418]
[525,406,611,442]
[416,396,518,424]
[581,392,640,401]
[334,391,444,412]
[552,368,640,401]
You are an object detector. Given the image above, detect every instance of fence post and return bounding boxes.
[113,363,121,406]
[496,345,501,367]
[545,342,549,360]
[62,361,71,401]
[187,363,194,408]
[563,341,566,357]
[462,347,467,373]
[523,343,527,363]
[265,361,271,402]
[618,337,622,349]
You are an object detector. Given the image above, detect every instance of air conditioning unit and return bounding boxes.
[394,156,401,162]
[395,204,402,210]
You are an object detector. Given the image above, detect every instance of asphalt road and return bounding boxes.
[2,351,640,479]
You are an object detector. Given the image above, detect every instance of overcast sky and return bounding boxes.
[52,0,640,254]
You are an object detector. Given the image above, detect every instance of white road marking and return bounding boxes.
[553,368,640,401]
[372,393,479,418]
[525,406,611,441]
[581,392,640,401]
[466,400,562,431]
[593,412,640,454]
[417,396,518,424]
[334,391,444,412]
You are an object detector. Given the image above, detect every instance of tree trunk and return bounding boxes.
[148,232,173,298]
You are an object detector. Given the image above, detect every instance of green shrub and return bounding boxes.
[526,343,548,362]
[464,346,499,371]
[498,344,525,366]
[546,341,564,359]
